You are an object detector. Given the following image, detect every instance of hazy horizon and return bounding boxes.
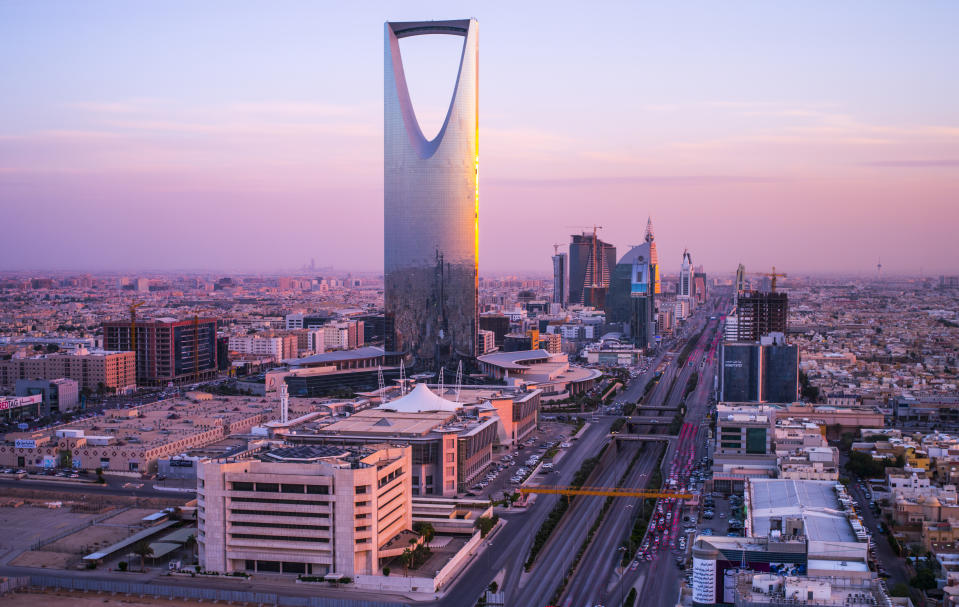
[2,1,958,275]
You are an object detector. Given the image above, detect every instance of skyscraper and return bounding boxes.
[679,249,693,299]
[552,249,568,306]
[568,231,616,308]
[645,217,661,295]
[383,19,479,367]
[606,242,656,349]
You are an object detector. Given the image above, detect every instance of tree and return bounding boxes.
[131,540,154,571]
[95,467,105,484]
[382,566,390,576]
[889,583,909,597]
[475,515,497,538]
[418,522,435,550]
[401,548,414,575]
[624,587,638,607]
[911,568,937,591]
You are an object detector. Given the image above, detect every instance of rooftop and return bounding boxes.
[748,479,858,543]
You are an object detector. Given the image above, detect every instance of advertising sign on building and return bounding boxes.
[14,439,37,449]
[692,557,717,605]
[0,394,42,410]
[42,455,56,469]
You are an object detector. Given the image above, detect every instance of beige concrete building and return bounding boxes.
[0,394,266,473]
[198,444,412,578]
[0,349,136,393]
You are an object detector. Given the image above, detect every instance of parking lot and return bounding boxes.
[465,421,574,500]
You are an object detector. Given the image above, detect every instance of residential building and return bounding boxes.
[102,317,218,387]
[0,349,136,393]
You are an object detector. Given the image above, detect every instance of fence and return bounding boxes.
[32,505,134,550]
[0,577,29,595]
[29,575,410,607]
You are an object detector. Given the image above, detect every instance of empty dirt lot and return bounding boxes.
[2,589,214,607]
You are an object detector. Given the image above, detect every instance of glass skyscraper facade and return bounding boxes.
[383,19,479,367]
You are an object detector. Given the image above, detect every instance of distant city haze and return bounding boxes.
[1,2,957,275]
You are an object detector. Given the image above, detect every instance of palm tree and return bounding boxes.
[131,540,154,571]
[401,548,414,576]
[419,523,435,550]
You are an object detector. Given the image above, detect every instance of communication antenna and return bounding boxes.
[399,360,407,396]
[455,360,463,402]
[438,368,445,396]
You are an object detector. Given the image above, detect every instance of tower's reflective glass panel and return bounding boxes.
[384,19,478,366]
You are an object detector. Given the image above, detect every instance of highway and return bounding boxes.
[560,309,721,607]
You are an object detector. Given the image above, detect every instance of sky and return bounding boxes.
[1,1,958,276]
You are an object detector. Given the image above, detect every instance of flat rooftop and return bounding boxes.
[748,479,858,543]
[312,409,456,437]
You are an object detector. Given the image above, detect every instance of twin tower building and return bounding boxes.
[383,19,479,368]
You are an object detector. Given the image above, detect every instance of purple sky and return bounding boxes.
[2,1,958,276]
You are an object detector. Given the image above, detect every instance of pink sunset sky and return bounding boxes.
[1,1,957,276]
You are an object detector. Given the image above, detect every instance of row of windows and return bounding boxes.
[378,467,404,489]
[231,482,330,494]
[231,508,329,519]
[232,521,330,531]
[231,497,329,506]
[231,533,329,543]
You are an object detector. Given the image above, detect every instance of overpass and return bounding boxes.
[613,434,677,443]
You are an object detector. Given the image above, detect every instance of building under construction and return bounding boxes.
[102,317,218,387]
[735,292,788,342]
[568,230,616,308]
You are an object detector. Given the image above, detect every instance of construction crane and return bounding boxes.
[518,486,693,500]
[748,266,788,293]
[129,301,145,353]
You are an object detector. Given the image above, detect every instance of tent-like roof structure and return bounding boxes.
[376,382,461,413]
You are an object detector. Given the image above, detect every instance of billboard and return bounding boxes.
[0,394,42,411]
[692,557,717,604]
[14,439,36,449]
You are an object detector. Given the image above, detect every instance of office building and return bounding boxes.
[679,249,693,306]
[0,349,136,393]
[694,267,707,305]
[477,329,496,354]
[198,444,412,578]
[228,335,297,363]
[645,217,661,294]
[605,242,657,349]
[479,315,510,347]
[720,334,799,403]
[2,394,265,472]
[285,313,334,330]
[568,231,616,308]
[384,19,479,367]
[692,479,871,607]
[288,383,504,495]
[103,317,218,387]
[552,250,568,306]
[736,292,788,341]
[15,378,79,415]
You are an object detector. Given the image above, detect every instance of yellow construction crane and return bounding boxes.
[129,301,145,353]
[749,266,788,293]
[518,486,693,500]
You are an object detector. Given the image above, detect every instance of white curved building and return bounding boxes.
[384,19,479,367]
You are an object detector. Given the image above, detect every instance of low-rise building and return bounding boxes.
[198,443,411,578]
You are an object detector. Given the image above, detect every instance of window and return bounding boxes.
[281,484,305,493]
[306,484,329,495]
[446,453,455,463]
[232,481,254,492]
[355,485,369,494]
[256,483,279,492]
[231,533,329,543]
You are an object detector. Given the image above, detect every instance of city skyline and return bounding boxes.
[2,1,958,275]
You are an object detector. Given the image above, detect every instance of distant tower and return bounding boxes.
[552,244,568,306]
[877,258,882,281]
[644,217,661,294]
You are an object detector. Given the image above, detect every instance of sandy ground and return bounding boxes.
[1,589,215,607]
[9,550,78,569]
[43,525,136,554]
[0,506,97,557]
